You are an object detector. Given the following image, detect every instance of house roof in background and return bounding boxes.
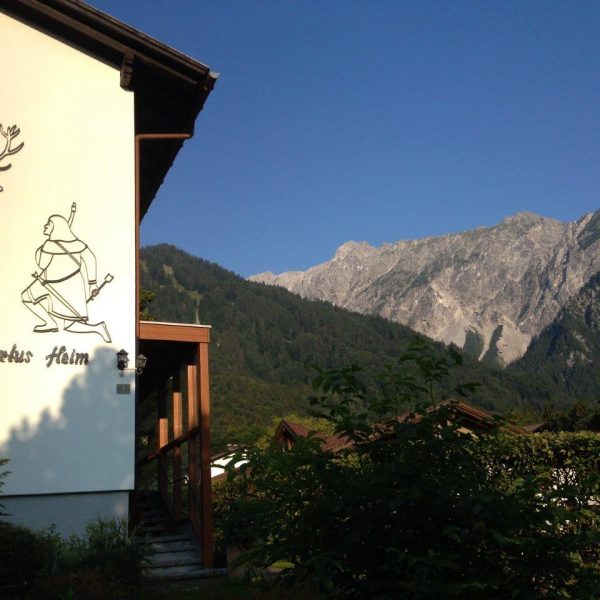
[0,0,218,217]
[276,400,529,453]
[274,419,353,453]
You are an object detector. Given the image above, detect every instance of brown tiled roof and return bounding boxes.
[276,400,529,453]
[430,401,529,436]
[279,420,312,440]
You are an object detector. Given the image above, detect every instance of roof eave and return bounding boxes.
[1,0,218,215]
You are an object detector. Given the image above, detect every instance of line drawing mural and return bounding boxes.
[21,203,114,343]
[0,124,25,192]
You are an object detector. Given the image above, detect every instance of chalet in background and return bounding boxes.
[274,401,530,453]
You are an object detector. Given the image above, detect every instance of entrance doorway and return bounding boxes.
[135,322,213,567]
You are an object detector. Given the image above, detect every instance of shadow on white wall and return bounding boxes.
[2,347,135,495]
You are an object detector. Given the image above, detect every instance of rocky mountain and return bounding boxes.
[141,244,600,450]
[510,271,600,398]
[251,211,600,365]
[140,245,543,450]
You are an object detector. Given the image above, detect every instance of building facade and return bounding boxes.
[0,0,217,565]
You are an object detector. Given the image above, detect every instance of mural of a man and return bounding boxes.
[21,204,112,343]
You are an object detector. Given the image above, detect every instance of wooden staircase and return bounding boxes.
[135,491,226,581]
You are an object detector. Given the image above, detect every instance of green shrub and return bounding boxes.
[218,342,600,599]
[60,516,146,588]
[0,457,10,517]
[0,522,61,597]
[0,516,145,599]
[37,517,146,599]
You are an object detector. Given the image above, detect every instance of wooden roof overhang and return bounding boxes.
[139,321,211,376]
[0,0,218,218]
[139,321,210,344]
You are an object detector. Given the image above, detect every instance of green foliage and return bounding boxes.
[139,288,156,321]
[57,517,146,590]
[0,522,60,597]
[0,517,145,599]
[217,344,600,599]
[0,457,10,517]
[544,400,600,432]
[509,271,600,410]
[141,244,556,450]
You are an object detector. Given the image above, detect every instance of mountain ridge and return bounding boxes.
[250,210,600,365]
[141,244,600,449]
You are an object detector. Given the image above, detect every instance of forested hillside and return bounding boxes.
[141,245,597,449]
[509,272,600,403]
[251,210,600,366]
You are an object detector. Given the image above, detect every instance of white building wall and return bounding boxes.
[0,9,136,521]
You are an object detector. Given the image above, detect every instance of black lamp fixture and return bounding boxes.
[116,349,147,375]
[135,354,147,374]
[116,349,129,372]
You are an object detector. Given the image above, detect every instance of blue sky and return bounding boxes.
[92,1,600,277]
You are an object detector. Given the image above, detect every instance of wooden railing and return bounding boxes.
[137,425,204,545]
[136,324,214,568]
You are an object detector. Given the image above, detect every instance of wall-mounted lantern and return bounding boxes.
[116,350,147,375]
[116,349,129,372]
[135,354,147,375]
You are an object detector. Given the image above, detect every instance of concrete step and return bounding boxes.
[148,540,197,553]
[148,550,201,568]
[140,518,170,528]
[136,533,190,545]
[142,524,172,534]
[147,565,227,581]
[139,510,166,519]
[135,493,214,582]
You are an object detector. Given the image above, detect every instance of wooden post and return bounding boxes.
[172,373,183,521]
[198,341,214,568]
[157,378,169,509]
[187,364,198,429]
[186,365,200,534]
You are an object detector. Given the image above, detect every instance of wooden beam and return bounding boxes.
[157,379,169,508]
[198,341,214,567]
[186,364,201,549]
[139,321,210,343]
[172,385,183,521]
[187,365,198,429]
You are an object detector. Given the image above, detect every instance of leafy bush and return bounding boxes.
[58,517,146,590]
[0,457,10,517]
[0,522,61,597]
[217,342,600,599]
[0,516,145,599]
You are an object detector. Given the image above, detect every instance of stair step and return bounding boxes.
[143,525,171,533]
[136,533,190,544]
[139,509,163,516]
[139,504,165,512]
[148,551,201,568]
[148,566,228,581]
[149,540,197,553]
[139,516,170,527]
[135,493,209,582]
[138,500,162,508]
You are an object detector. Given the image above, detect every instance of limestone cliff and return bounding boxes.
[250,211,600,365]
